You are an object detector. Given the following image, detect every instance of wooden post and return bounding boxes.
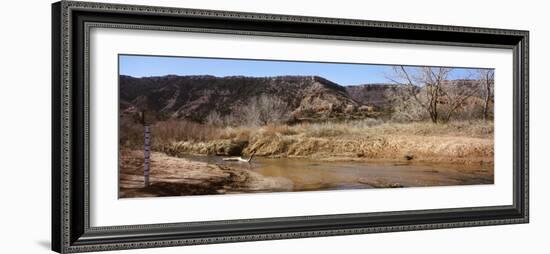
[142,111,150,187]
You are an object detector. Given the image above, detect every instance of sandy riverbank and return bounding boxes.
[119,150,293,198]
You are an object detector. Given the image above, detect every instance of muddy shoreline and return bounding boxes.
[119,148,493,198]
[119,150,293,198]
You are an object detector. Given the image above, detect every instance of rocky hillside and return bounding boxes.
[120,75,368,123]
[345,84,409,109]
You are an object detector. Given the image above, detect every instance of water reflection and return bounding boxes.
[182,155,493,191]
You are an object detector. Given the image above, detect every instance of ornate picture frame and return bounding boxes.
[52,1,529,253]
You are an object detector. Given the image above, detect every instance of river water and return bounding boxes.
[183,155,493,191]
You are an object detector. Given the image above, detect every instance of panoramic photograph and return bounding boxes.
[118,55,495,198]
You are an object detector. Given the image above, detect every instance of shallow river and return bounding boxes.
[183,155,493,191]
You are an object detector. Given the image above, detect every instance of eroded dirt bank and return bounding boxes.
[162,134,493,165]
[158,121,494,165]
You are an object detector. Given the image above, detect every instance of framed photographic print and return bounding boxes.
[51,1,529,253]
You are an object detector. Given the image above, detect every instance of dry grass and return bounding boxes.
[120,119,221,149]
[152,120,219,142]
[289,119,492,138]
[121,119,494,164]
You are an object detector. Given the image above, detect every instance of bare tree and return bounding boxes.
[205,111,223,126]
[439,79,478,122]
[221,113,238,127]
[238,100,262,126]
[388,66,477,123]
[385,87,426,122]
[477,69,495,121]
[234,95,290,126]
[256,95,289,125]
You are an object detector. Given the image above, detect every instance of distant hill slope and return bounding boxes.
[345,80,482,107]
[345,84,406,108]
[119,75,364,122]
[120,75,486,124]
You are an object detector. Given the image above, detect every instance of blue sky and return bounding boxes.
[119,55,485,86]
